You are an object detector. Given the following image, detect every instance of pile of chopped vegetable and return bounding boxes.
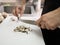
[14,25,32,34]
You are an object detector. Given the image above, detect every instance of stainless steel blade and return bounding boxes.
[20,19,36,25]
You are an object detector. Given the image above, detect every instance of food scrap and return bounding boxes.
[14,25,32,34]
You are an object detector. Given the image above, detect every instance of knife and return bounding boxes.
[20,19,60,28]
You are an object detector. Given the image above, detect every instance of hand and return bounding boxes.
[12,0,26,17]
[12,6,23,17]
[36,8,60,30]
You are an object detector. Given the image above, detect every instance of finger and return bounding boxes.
[15,7,21,16]
[36,20,40,26]
[12,9,17,16]
[40,21,46,29]
[36,21,40,27]
[36,18,42,26]
[45,22,56,30]
[44,22,51,30]
[40,16,46,29]
[50,26,57,30]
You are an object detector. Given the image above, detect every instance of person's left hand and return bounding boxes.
[12,6,24,17]
[12,0,26,17]
[36,8,60,30]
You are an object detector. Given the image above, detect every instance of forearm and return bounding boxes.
[44,7,60,17]
[52,7,60,16]
[55,7,60,25]
[52,7,60,27]
[52,7,60,20]
[51,7,60,25]
[55,7,60,17]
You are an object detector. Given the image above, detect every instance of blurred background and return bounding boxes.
[0,0,44,14]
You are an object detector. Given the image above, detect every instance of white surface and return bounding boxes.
[0,16,45,45]
[20,8,42,21]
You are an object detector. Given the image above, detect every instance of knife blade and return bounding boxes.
[20,19,36,25]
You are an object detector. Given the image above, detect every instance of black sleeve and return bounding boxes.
[42,0,60,14]
[41,0,60,45]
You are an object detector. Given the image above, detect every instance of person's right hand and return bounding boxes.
[36,8,60,30]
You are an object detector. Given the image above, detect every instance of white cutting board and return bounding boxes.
[0,16,45,45]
